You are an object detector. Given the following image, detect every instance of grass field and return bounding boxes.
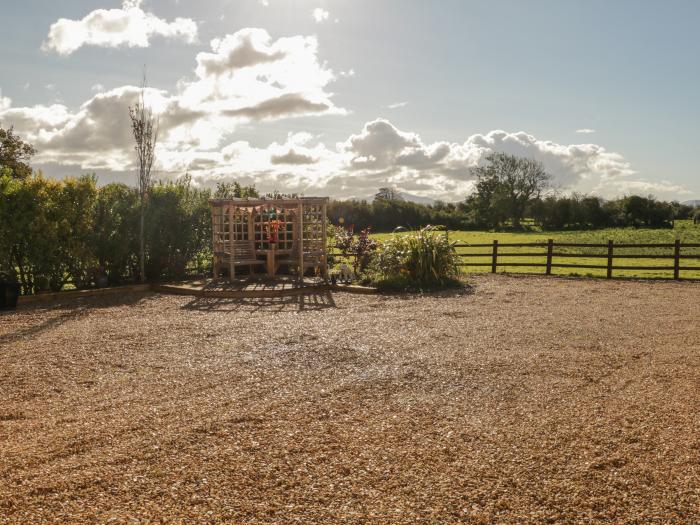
[369,220,700,280]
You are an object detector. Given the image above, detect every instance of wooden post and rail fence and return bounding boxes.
[332,238,700,280]
[450,239,700,279]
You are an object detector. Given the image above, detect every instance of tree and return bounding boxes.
[375,187,403,202]
[0,126,36,179]
[91,183,140,284]
[469,153,551,229]
[621,195,673,228]
[145,176,212,280]
[0,171,40,292]
[128,77,159,283]
[214,181,259,199]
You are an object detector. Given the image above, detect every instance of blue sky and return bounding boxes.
[1,0,698,201]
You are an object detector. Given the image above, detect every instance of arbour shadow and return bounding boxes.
[197,276,326,293]
[181,290,336,313]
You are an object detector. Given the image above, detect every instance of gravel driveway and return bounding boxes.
[1,275,698,524]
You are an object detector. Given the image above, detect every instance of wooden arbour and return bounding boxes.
[210,197,328,281]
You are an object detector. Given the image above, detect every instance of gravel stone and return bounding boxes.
[0,275,698,524]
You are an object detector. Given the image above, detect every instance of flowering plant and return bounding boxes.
[266,219,282,244]
[334,225,378,273]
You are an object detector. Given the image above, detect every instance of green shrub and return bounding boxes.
[91,183,139,285]
[369,226,461,290]
[144,177,212,281]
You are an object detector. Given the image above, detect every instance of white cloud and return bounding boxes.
[181,28,344,122]
[196,30,287,76]
[0,86,171,170]
[1,28,344,171]
[329,123,688,200]
[91,83,106,93]
[312,8,330,23]
[576,128,596,134]
[3,80,688,201]
[593,179,691,198]
[42,0,198,55]
[171,116,693,195]
[387,101,407,109]
[259,0,270,6]
[0,94,11,112]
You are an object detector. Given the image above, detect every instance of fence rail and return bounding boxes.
[454,239,700,279]
[331,238,700,280]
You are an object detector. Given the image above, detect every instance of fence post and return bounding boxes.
[674,239,681,280]
[491,240,498,273]
[607,240,613,279]
[546,239,553,275]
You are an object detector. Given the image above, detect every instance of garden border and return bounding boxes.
[14,281,377,307]
[17,284,151,305]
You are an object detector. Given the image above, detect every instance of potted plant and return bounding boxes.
[0,271,21,310]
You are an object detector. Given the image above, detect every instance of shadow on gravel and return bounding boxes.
[0,293,156,346]
[181,290,336,313]
[0,309,87,346]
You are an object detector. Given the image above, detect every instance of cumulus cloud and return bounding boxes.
[312,8,330,23]
[3,82,686,201]
[271,149,317,165]
[42,0,198,55]
[576,128,596,134]
[196,30,286,76]
[181,28,343,121]
[0,94,11,112]
[2,27,344,171]
[1,86,175,170]
[594,179,691,197]
[181,119,681,201]
[387,101,407,109]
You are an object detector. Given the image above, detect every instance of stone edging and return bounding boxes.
[15,281,378,306]
[17,284,151,305]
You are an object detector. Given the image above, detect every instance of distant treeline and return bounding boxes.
[328,193,698,232]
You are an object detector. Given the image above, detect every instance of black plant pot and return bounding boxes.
[2,283,20,310]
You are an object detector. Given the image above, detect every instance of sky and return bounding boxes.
[1,0,698,202]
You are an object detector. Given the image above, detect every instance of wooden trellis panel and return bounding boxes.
[253,206,295,251]
[209,197,329,281]
[231,207,250,241]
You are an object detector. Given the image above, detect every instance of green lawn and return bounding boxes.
[369,220,700,280]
